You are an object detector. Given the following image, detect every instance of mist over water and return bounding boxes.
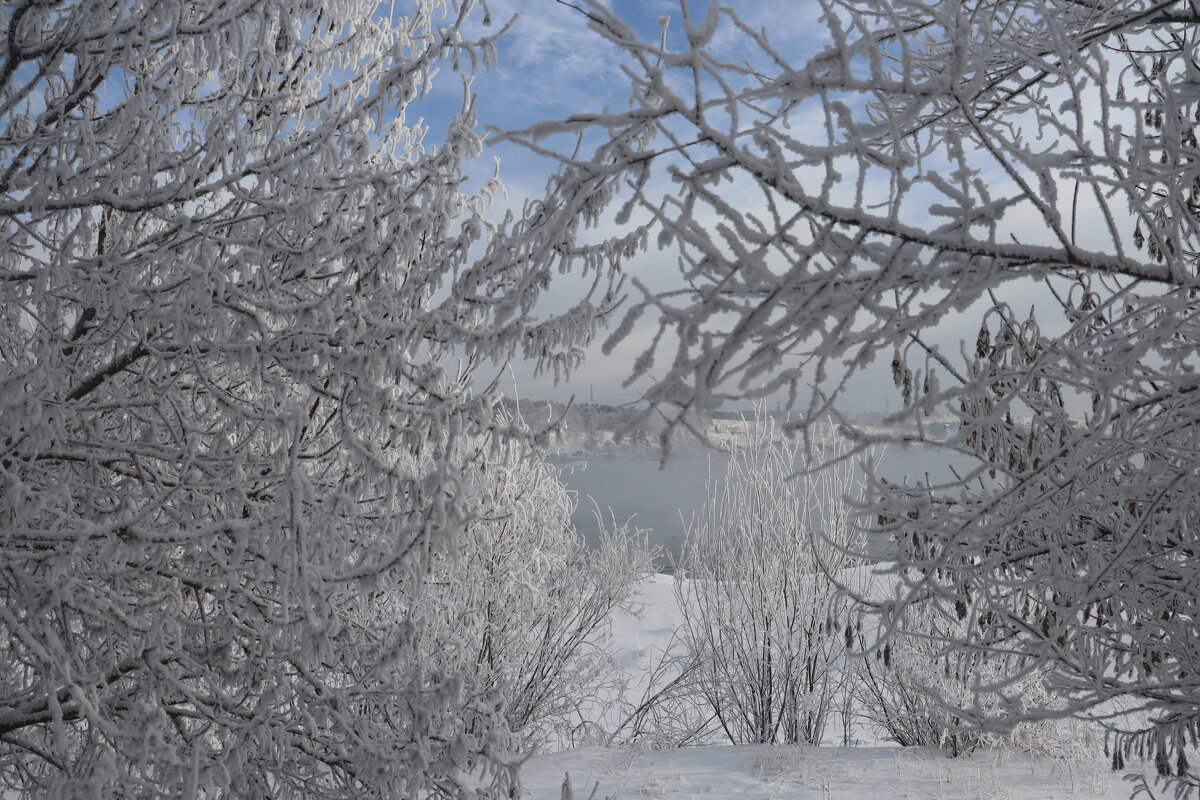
[551,442,968,570]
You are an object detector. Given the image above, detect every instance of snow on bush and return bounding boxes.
[855,603,1099,760]
[420,428,655,751]
[672,416,866,746]
[0,1,630,796]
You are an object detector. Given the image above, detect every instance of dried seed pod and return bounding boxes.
[976,322,991,359]
[1156,746,1171,776]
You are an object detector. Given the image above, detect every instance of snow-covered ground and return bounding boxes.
[519,574,1143,800]
[523,744,1131,800]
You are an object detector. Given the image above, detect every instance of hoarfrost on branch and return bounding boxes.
[506,1,1200,789]
[0,1,629,797]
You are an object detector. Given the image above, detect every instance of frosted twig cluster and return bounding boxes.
[0,1,627,797]
[505,1,1200,790]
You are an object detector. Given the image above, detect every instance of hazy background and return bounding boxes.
[551,440,967,568]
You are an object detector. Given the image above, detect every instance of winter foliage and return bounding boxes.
[674,418,862,746]
[8,0,1200,796]
[854,599,1089,760]
[0,1,627,797]
[505,1,1200,792]
[418,435,653,750]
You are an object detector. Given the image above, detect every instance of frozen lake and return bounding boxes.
[550,442,969,569]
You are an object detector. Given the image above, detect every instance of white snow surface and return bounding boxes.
[519,573,1141,800]
[608,572,685,675]
[522,744,1129,800]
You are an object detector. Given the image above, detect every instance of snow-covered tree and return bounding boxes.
[418,430,653,750]
[854,601,1088,759]
[505,0,1200,789]
[675,417,864,745]
[0,1,627,797]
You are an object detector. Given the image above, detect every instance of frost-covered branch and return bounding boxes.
[510,0,1200,789]
[0,1,629,797]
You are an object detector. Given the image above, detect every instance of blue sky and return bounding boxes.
[432,1,851,409]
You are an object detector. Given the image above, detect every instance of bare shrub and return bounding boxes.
[675,416,865,745]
